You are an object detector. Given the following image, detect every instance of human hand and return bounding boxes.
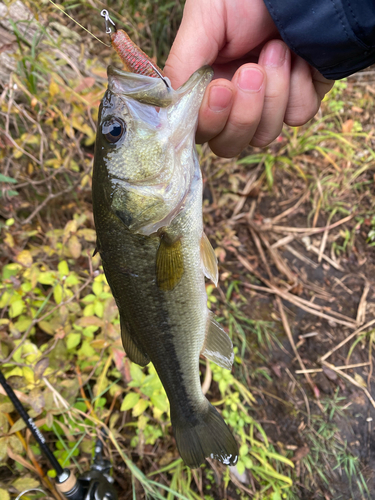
[164,0,334,157]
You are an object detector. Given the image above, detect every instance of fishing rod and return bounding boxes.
[0,369,118,500]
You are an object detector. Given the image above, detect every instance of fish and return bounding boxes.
[92,26,238,469]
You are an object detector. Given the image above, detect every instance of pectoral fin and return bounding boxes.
[156,237,184,291]
[200,232,218,286]
[120,316,150,367]
[201,314,234,370]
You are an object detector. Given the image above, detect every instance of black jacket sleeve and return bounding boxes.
[263,0,375,80]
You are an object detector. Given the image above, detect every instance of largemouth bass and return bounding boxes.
[93,27,238,469]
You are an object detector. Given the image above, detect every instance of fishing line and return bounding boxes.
[48,0,111,47]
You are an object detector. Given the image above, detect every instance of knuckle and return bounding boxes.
[251,127,282,148]
[284,96,320,126]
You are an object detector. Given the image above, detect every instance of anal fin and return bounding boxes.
[120,316,150,367]
[201,314,234,370]
[200,232,218,286]
[156,236,184,291]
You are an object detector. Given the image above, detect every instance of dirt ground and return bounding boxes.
[205,157,375,499]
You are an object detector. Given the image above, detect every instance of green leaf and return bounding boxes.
[9,299,25,318]
[82,294,95,303]
[239,444,249,456]
[54,284,63,304]
[121,392,140,411]
[130,363,145,384]
[66,332,81,350]
[78,340,95,357]
[92,281,103,296]
[150,394,168,413]
[58,260,69,276]
[132,398,149,417]
[0,174,17,183]
[94,300,104,318]
[236,460,245,476]
[2,264,21,280]
[38,272,55,285]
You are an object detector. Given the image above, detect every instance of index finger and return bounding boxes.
[163,1,222,88]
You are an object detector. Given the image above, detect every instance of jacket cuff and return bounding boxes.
[263,0,375,79]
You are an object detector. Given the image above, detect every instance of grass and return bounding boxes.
[0,0,375,499]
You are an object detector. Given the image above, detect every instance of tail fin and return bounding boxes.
[173,402,238,469]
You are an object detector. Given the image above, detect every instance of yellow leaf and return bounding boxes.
[8,435,23,454]
[64,219,78,238]
[4,232,14,248]
[13,148,23,159]
[22,366,35,384]
[49,79,59,97]
[68,235,82,259]
[12,476,40,492]
[354,372,367,388]
[38,321,54,335]
[0,438,8,462]
[0,487,10,500]
[132,398,149,417]
[15,250,33,268]
[5,367,23,378]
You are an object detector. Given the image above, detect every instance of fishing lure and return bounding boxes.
[100,10,169,86]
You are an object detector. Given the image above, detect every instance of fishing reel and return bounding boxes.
[57,434,118,500]
[0,370,118,500]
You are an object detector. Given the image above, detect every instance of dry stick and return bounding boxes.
[302,239,344,271]
[241,278,356,328]
[0,128,41,165]
[356,280,370,326]
[247,231,318,399]
[318,212,334,263]
[271,189,310,223]
[260,213,354,235]
[271,234,295,249]
[232,165,262,217]
[320,319,375,362]
[332,276,354,295]
[296,362,371,374]
[285,244,319,269]
[277,296,322,407]
[322,361,375,411]
[257,232,297,284]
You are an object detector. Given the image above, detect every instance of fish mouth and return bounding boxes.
[108,65,173,107]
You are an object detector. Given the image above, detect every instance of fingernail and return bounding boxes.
[208,86,233,112]
[238,68,264,92]
[263,42,287,68]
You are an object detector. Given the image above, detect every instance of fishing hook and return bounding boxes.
[101,9,116,34]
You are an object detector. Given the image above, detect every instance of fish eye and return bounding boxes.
[102,118,126,144]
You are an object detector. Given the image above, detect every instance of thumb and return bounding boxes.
[164,0,222,88]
